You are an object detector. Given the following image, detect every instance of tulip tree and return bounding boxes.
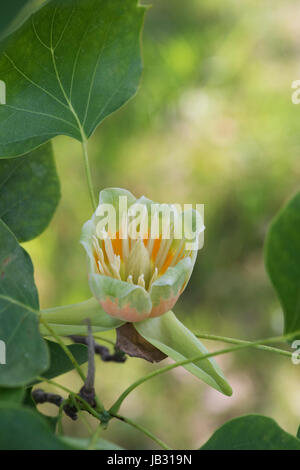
[0,0,299,451]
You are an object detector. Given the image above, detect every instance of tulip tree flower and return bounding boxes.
[81,188,204,322]
[41,188,232,396]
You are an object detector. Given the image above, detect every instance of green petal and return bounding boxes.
[99,187,136,231]
[136,196,204,254]
[150,257,192,307]
[89,273,152,317]
[40,324,120,336]
[40,297,124,336]
[80,219,97,272]
[134,195,154,226]
[134,311,232,396]
[135,195,154,208]
[181,206,205,251]
[99,187,136,208]
[136,196,180,238]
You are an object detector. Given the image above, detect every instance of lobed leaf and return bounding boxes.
[0,142,60,242]
[0,386,25,403]
[200,414,300,450]
[0,402,123,449]
[0,1,42,41]
[0,403,72,449]
[0,220,49,386]
[0,0,145,157]
[0,219,38,307]
[33,340,88,383]
[265,190,300,336]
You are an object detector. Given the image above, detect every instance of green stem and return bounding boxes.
[38,375,170,450]
[87,424,103,450]
[109,330,299,415]
[69,394,94,434]
[111,413,171,450]
[40,317,86,383]
[39,317,106,413]
[82,138,97,211]
[36,376,76,395]
[195,333,293,358]
[57,399,67,435]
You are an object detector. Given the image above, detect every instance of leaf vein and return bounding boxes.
[3,53,70,112]
[2,104,78,130]
[82,20,114,127]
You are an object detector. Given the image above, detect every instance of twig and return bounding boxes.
[111,412,171,450]
[69,335,126,363]
[78,320,96,407]
[32,388,78,421]
[32,388,63,407]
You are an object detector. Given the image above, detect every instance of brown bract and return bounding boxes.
[116,323,167,363]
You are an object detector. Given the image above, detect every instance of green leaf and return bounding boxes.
[0,142,60,242]
[34,340,88,382]
[265,191,300,336]
[0,298,49,386]
[0,1,41,41]
[0,402,122,449]
[0,386,25,403]
[134,311,232,396]
[0,220,49,386]
[0,219,38,307]
[0,0,145,157]
[43,415,59,433]
[22,387,35,407]
[0,403,73,450]
[60,436,124,450]
[200,415,300,450]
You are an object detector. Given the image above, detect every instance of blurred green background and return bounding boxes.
[23,0,300,449]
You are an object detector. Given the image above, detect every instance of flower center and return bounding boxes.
[92,231,186,291]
